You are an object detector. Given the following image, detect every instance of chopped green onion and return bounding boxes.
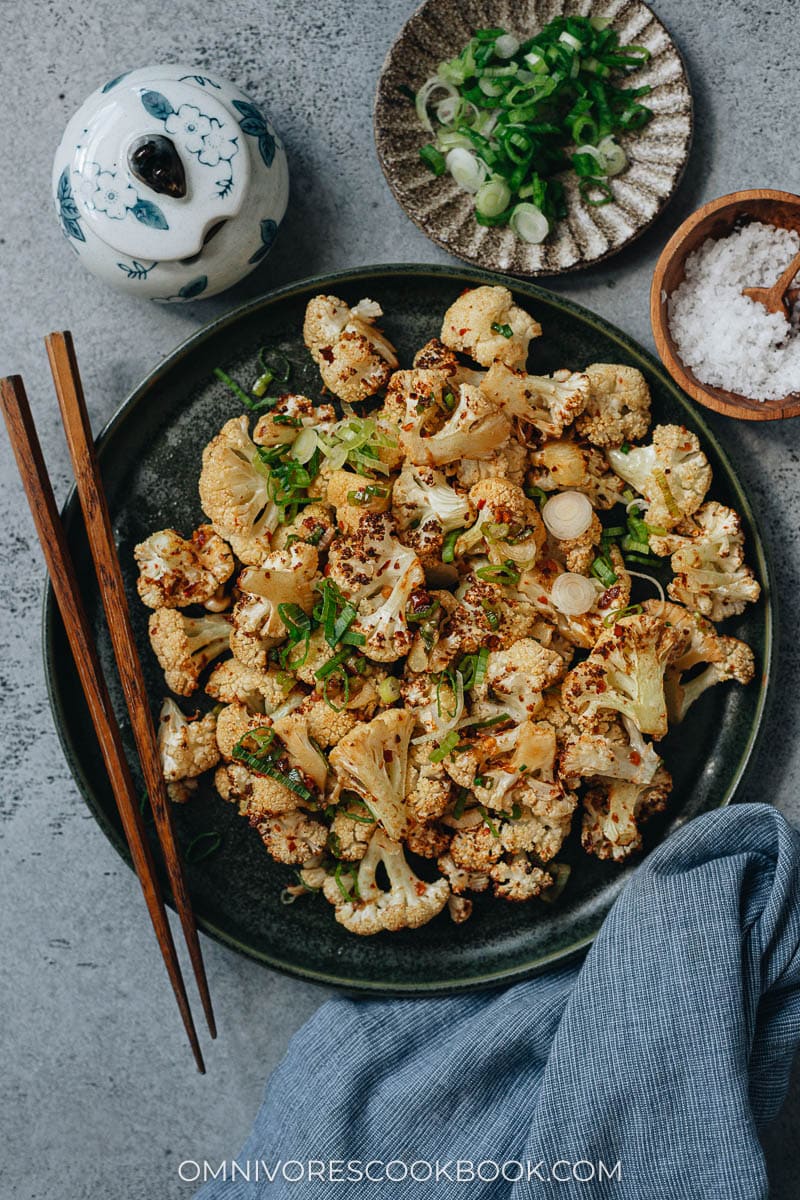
[258,348,291,383]
[578,177,614,206]
[601,525,626,539]
[475,560,520,586]
[186,831,222,864]
[490,321,514,338]
[334,861,359,902]
[416,17,652,243]
[621,535,651,556]
[480,599,501,630]
[479,807,500,838]
[232,728,316,803]
[476,179,512,218]
[442,528,463,563]
[653,468,681,518]
[602,602,643,626]
[473,646,489,689]
[347,484,388,506]
[430,731,460,763]
[524,485,549,507]
[419,143,446,175]
[251,370,273,398]
[378,677,401,705]
[540,862,572,904]
[590,555,618,587]
[213,367,260,410]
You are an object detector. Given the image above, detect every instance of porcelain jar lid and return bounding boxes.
[66,76,251,262]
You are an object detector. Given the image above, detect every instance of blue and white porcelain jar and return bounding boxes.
[52,65,289,300]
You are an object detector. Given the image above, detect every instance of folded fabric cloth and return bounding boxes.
[196,803,800,1198]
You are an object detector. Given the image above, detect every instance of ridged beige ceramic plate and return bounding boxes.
[374,0,693,274]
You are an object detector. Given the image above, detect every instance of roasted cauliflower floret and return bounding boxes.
[326,514,425,662]
[558,716,663,789]
[271,709,328,792]
[328,708,415,840]
[436,851,490,895]
[323,829,449,935]
[451,435,528,491]
[392,463,473,565]
[199,416,281,564]
[384,376,511,468]
[134,525,234,609]
[557,511,603,574]
[428,577,540,671]
[440,285,541,368]
[642,600,756,722]
[205,658,298,713]
[581,768,672,862]
[254,809,328,864]
[481,362,590,439]
[574,363,651,447]
[270,503,336,553]
[404,743,453,822]
[215,760,299,819]
[303,295,398,404]
[528,440,626,511]
[230,543,319,669]
[148,610,232,696]
[562,614,690,738]
[483,638,566,721]
[252,395,336,448]
[662,502,761,621]
[324,468,392,531]
[490,854,554,902]
[607,424,712,531]
[157,698,219,785]
[329,799,377,861]
[517,548,630,650]
[449,785,574,870]
[455,478,545,568]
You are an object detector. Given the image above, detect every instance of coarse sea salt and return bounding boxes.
[668,220,800,401]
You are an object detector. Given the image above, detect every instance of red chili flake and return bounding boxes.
[320,346,334,363]
[630,751,642,765]
[408,588,433,613]
[415,881,427,896]
[598,585,621,611]
[458,327,468,336]
[477,498,486,510]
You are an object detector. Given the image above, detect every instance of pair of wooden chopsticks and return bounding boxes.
[1,332,215,1073]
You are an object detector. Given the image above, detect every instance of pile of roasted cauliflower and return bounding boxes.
[135,285,760,936]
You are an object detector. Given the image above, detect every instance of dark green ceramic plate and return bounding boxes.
[43,264,774,994]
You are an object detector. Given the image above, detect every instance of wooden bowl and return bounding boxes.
[650,188,800,421]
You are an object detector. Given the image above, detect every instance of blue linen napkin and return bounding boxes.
[195,803,800,1198]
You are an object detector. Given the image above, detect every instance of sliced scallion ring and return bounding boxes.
[290,427,318,464]
[475,177,511,218]
[509,202,549,244]
[494,32,520,58]
[445,147,488,193]
[598,135,627,176]
[415,77,460,133]
[542,491,594,540]
[550,572,597,616]
[558,30,583,51]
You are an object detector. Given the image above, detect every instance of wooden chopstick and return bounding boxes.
[0,374,206,1073]
[44,331,217,1042]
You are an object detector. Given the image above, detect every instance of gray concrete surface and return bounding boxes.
[1,1,798,1195]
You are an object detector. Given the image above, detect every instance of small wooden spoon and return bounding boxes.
[742,249,800,317]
